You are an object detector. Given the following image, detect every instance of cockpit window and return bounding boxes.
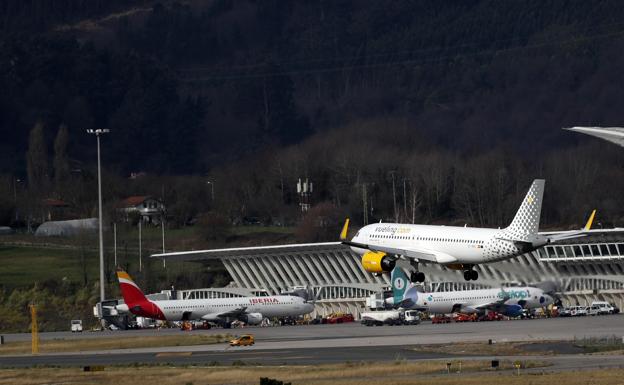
[355,231,360,237]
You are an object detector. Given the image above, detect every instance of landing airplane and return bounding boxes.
[115,270,314,327]
[341,179,595,282]
[387,267,553,317]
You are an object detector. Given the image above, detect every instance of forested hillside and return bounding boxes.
[1,0,624,230]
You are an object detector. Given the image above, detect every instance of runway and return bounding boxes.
[1,315,623,368]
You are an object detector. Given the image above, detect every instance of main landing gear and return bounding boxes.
[410,271,425,283]
[463,269,478,281]
[409,259,425,283]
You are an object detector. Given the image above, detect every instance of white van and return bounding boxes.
[570,306,588,316]
[71,319,83,332]
[590,301,614,315]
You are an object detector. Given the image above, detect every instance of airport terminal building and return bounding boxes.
[155,228,624,318]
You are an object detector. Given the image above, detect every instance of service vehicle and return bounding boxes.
[70,319,83,332]
[477,312,505,321]
[361,309,421,326]
[230,334,255,346]
[591,301,615,315]
[588,305,601,316]
[453,313,477,322]
[431,315,452,324]
[570,306,588,316]
[361,310,403,326]
[558,307,572,317]
[404,310,421,325]
[325,313,355,324]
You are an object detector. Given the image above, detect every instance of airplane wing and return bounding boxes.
[341,240,458,264]
[201,307,248,321]
[539,209,596,242]
[497,210,596,246]
[473,289,518,313]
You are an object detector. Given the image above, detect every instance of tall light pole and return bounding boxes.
[206,181,214,202]
[87,128,109,304]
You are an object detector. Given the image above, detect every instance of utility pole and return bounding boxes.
[113,222,117,267]
[206,181,214,202]
[138,220,142,272]
[87,128,109,304]
[161,184,166,268]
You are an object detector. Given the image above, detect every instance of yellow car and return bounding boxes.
[230,334,255,346]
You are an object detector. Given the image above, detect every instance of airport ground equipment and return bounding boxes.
[70,320,83,332]
[590,301,615,314]
[360,309,420,326]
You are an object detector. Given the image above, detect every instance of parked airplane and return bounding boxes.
[115,270,314,327]
[340,179,595,282]
[387,267,553,317]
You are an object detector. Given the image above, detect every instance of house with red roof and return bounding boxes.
[118,196,165,224]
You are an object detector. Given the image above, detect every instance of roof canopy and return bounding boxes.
[564,126,624,147]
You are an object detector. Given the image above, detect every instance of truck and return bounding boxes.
[360,309,421,326]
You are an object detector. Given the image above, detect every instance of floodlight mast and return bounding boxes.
[87,128,109,305]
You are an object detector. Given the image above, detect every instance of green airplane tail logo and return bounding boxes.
[391,267,407,304]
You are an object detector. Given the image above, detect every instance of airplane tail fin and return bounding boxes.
[339,218,350,240]
[390,267,420,308]
[505,179,545,240]
[391,267,408,305]
[116,269,148,307]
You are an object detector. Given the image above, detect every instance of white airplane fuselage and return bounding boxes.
[156,296,313,321]
[408,287,553,314]
[351,223,525,265]
[119,295,314,322]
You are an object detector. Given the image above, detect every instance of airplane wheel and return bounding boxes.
[463,270,472,281]
[411,272,425,282]
[470,270,478,280]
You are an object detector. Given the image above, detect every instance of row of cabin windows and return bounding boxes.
[164,302,294,310]
[432,296,496,302]
[371,234,484,244]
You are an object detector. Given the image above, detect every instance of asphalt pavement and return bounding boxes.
[0,314,622,369]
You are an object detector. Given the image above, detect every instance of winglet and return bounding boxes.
[340,218,350,240]
[584,209,596,231]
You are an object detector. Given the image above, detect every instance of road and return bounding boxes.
[1,314,623,368]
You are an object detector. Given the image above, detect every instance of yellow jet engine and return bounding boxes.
[361,251,396,273]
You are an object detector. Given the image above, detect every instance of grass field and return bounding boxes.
[4,361,621,385]
[0,245,99,289]
[0,334,232,356]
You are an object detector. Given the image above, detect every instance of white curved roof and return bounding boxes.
[564,126,624,147]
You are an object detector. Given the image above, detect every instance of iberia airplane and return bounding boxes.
[387,267,553,317]
[341,179,595,282]
[115,270,314,326]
